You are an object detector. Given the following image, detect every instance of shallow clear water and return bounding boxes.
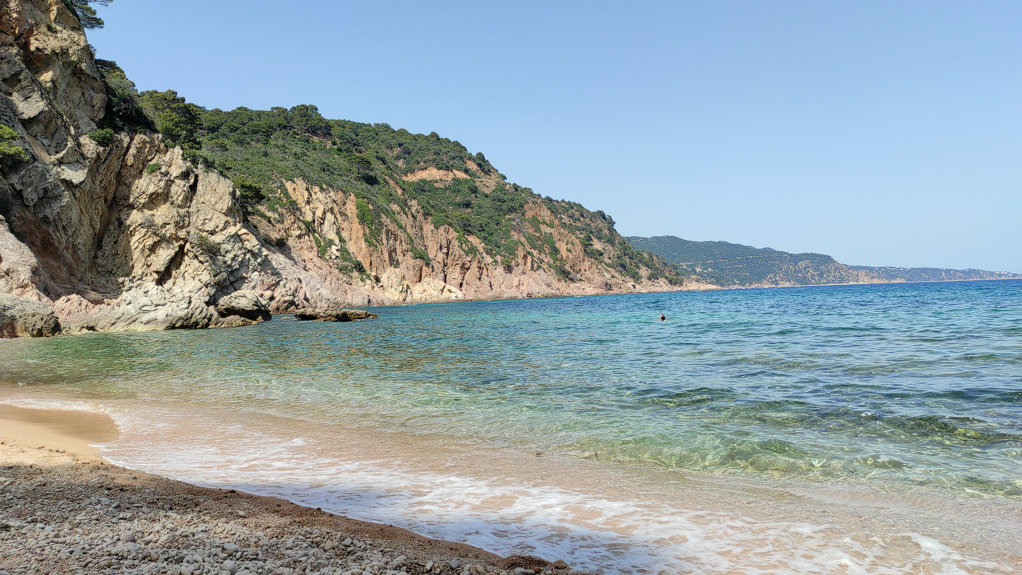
[2,280,1020,573]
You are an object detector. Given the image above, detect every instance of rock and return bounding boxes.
[215,290,271,322]
[447,559,460,570]
[213,315,259,329]
[293,309,378,322]
[0,294,61,337]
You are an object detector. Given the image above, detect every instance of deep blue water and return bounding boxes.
[1,280,1020,496]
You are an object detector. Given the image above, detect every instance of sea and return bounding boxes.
[1,280,1020,574]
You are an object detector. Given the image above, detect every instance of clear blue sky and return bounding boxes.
[88,1,1022,272]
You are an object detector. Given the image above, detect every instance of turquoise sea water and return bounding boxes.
[2,280,1020,573]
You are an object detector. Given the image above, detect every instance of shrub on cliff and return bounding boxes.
[139,90,202,150]
[62,0,110,30]
[87,127,114,146]
[0,125,29,163]
[95,60,153,133]
[232,177,267,209]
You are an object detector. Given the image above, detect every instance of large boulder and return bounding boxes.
[0,294,61,337]
[215,289,271,322]
[294,308,377,322]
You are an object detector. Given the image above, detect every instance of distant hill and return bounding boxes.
[850,266,1020,283]
[627,236,1021,287]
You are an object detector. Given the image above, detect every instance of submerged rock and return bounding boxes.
[0,294,61,337]
[293,309,377,322]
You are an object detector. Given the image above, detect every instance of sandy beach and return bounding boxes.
[0,405,586,575]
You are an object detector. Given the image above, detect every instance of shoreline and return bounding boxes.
[4,277,1021,342]
[362,276,1022,310]
[3,274,1021,574]
[0,405,587,575]
[2,393,1020,574]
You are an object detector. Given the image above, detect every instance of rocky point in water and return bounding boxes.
[294,309,378,322]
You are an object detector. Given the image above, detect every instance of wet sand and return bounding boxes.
[0,405,119,460]
[0,405,586,575]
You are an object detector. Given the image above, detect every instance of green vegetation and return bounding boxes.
[145,162,161,174]
[231,176,267,209]
[131,98,534,260]
[191,232,219,258]
[312,233,333,258]
[406,178,530,262]
[630,235,1021,286]
[62,0,110,29]
[333,235,365,275]
[138,90,201,150]
[0,125,29,163]
[95,60,152,133]
[628,235,849,286]
[628,236,787,264]
[84,78,678,284]
[87,127,114,146]
[849,266,1018,283]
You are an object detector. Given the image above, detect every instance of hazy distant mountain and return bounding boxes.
[627,236,1020,287]
[850,266,1020,283]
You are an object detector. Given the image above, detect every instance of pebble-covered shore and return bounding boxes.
[0,440,589,575]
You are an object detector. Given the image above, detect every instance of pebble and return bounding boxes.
[0,444,584,575]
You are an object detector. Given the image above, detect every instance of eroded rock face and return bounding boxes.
[0,0,105,141]
[0,292,60,336]
[261,179,672,307]
[0,213,42,297]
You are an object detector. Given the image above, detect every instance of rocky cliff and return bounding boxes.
[0,0,685,334]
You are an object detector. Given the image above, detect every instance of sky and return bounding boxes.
[87,1,1022,272]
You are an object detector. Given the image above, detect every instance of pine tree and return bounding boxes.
[62,0,112,29]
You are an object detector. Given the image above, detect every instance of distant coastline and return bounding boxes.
[628,235,1020,288]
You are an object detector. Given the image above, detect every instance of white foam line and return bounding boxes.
[2,397,1009,574]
